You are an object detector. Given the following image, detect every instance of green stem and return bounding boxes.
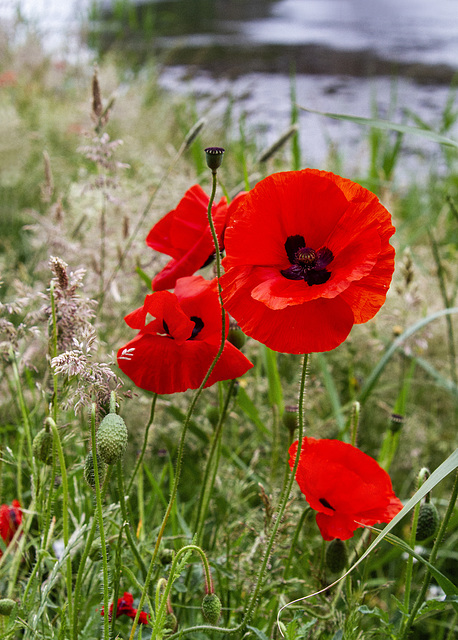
[194,379,236,545]
[46,417,72,624]
[72,467,112,640]
[283,507,311,580]
[153,545,213,638]
[401,470,458,639]
[91,403,110,640]
[128,162,226,640]
[117,460,148,578]
[127,394,157,496]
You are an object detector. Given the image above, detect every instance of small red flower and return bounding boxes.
[147,185,246,292]
[0,500,22,554]
[117,276,253,394]
[101,592,150,624]
[289,438,403,541]
[221,169,395,354]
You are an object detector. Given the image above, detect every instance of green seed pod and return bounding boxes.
[326,538,348,573]
[84,450,107,489]
[201,593,222,625]
[416,502,440,541]
[32,428,53,464]
[204,147,225,172]
[0,598,16,616]
[96,413,128,465]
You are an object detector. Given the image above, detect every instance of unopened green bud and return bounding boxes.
[206,406,220,427]
[282,406,298,432]
[96,413,128,465]
[326,538,348,573]
[227,327,246,350]
[159,548,175,565]
[84,450,107,489]
[164,612,178,634]
[201,593,221,625]
[32,428,53,464]
[0,598,16,616]
[416,503,440,541]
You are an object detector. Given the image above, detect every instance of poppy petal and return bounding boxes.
[221,266,355,353]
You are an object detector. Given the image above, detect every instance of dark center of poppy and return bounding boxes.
[162,317,204,340]
[319,497,336,511]
[281,235,334,286]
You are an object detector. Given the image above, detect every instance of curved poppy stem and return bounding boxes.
[128,164,227,640]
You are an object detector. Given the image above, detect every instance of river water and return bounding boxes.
[1,0,457,179]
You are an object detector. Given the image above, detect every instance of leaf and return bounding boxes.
[247,625,271,640]
[298,106,458,148]
[135,265,153,289]
[316,353,345,432]
[415,596,458,621]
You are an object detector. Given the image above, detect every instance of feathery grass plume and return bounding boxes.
[48,257,96,353]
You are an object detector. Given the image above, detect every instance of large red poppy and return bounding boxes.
[289,438,403,541]
[220,169,395,354]
[0,499,22,554]
[117,276,253,394]
[147,185,246,292]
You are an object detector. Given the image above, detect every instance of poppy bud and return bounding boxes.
[84,451,107,489]
[204,147,225,172]
[227,327,246,350]
[201,593,222,625]
[325,538,348,573]
[416,503,440,541]
[159,548,175,565]
[96,413,128,465]
[32,428,53,464]
[282,406,298,433]
[0,598,16,616]
[164,612,178,633]
[206,406,220,427]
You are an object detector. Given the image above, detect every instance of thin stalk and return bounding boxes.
[117,460,148,578]
[403,500,421,618]
[400,470,458,638]
[282,507,311,580]
[194,379,236,545]
[46,417,72,624]
[128,161,226,640]
[153,545,213,638]
[72,466,112,640]
[91,403,110,640]
[127,394,157,495]
[10,348,35,484]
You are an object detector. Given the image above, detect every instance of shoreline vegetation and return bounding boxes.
[0,7,457,640]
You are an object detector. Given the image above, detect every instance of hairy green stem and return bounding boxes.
[194,379,236,545]
[128,161,225,640]
[153,545,213,638]
[117,459,148,578]
[46,416,72,624]
[91,403,110,640]
[127,394,157,496]
[72,467,112,640]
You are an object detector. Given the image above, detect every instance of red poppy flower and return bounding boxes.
[220,169,395,354]
[0,499,22,553]
[117,275,253,394]
[147,184,246,292]
[101,592,150,624]
[289,438,403,541]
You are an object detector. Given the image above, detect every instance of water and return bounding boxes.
[1,0,457,179]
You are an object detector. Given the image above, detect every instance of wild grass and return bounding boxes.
[0,22,457,640]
